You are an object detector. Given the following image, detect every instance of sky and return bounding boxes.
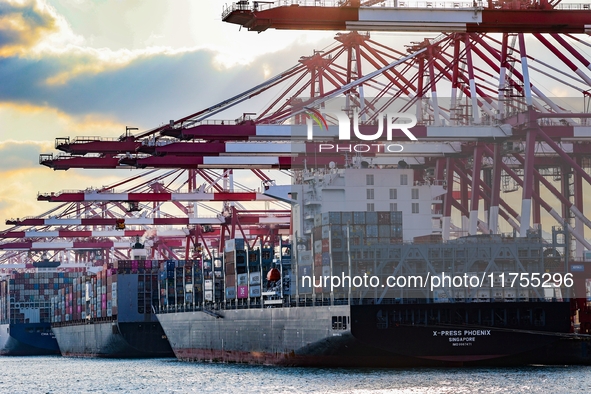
[0,0,342,229]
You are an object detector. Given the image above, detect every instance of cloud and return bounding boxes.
[0,1,201,84]
[0,37,327,128]
[0,0,68,57]
[0,165,123,229]
[0,101,124,141]
[0,1,337,126]
[0,140,52,170]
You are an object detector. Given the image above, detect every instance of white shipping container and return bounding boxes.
[433,289,449,303]
[314,240,322,254]
[249,272,261,285]
[476,288,491,302]
[237,274,248,286]
[504,288,516,301]
[298,251,312,264]
[491,288,504,299]
[465,286,478,300]
[517,289,530,300]
[224,239,235,252]
[249,286,261,297]
[314,214,322,227]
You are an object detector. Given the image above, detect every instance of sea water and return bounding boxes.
[0,357,589,393]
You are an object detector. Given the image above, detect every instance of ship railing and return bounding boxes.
[222,0,485,17]
[414,179,445,186]
[158,297,348,312]
[69,136,121,144]
[555,3,591,10]
[157,303,209,314]
[50,316,116,327]
[194,119,239,126]
[7,215,42,222]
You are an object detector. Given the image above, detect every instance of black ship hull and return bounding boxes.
[0,323,60,356]
[157,302,591,367]
[351,302,591,366]
[52,320,173,358]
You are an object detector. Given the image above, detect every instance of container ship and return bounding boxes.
[50,244,173,358]
[156,163,591,366]
[0,260,84,356]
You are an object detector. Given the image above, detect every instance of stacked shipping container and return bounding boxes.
[50,260,162,324]
[0,280,7,325]
[51,264,113,323]
[224,239,240,303]
[159,242,290,311]
[0,268,86,355]
[301,211,403,296]
[160,259,203,310]
[49,259,173,357]
[2,270,84,324]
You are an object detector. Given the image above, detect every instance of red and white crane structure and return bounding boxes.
[222,0,591,33]
[1,168,290,264]
[4,3,591,264]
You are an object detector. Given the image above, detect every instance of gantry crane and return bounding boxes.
[222,0,591,33]
[30,30,591,260]
[1,168,290,264]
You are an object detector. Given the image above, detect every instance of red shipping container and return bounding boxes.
[314,265,323,276]
[314,283,323,294]
[225,274,236,286]
[314,254,322,267]
[321,239,329,252]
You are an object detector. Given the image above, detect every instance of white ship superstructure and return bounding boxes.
[291,160,445,242]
